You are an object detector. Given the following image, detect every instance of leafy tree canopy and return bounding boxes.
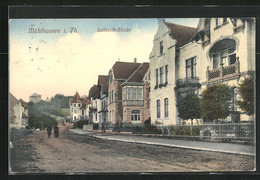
[176,92,201,121]
[201,84,231,122]
[237,77,254,115]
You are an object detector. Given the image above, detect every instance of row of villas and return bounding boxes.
[70,59,151,125]
[70,17,255,126]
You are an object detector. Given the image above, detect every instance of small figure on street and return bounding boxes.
[54,124,59,138]
[47,126,52,138]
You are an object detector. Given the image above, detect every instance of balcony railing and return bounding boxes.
[175,77,201,89]
[207,58,240,81]
[123,100,144,106]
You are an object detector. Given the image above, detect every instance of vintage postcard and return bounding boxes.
[9,16,256,174]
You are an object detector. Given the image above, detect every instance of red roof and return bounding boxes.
[112,61,141,80]
[165,22,196,46]
[98,75,108,95]
[72,92,81,103]
[127,62,149,82]
[89,85,99,98]
[19,99,28,108]
[81,97,91,105]
[22,113,28,118]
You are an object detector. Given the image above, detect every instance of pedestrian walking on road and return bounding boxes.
[54,124,59,138]
[47,126,52,138]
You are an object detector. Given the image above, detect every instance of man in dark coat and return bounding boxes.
[47,126,52,138]
[54,124,59,138]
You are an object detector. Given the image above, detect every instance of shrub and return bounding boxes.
[171,125,202,136]
[74,120,88,129]
[237,77,254,116]
[176,93,202,123]
[201,84,231,122]
[131,125,162,134]
[93,123,99,130]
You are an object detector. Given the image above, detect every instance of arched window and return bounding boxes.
[209,39,236,69]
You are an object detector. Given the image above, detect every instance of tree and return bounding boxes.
[176,92,201,124]
[237,77,254,115]
[201,84,231,122]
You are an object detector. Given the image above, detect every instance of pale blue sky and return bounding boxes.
[9,18,199,101]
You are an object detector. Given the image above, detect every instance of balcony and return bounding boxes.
[175,77,201,90]
[206,59,240,82]
[123,100,144,106]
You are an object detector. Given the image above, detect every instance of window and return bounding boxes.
[111,90,114,102]
[160,67,164,84]
[156,99,160,118]
[210,39,236,69]
[186,57,196,78]
[123,88,126,101]
[82,110,84,115]
[165,65,168,84]
[111,111,114,122]
[164,98,169,118]
[215,18,219,27]
[131,110,141,121]
[127,87,132,100]
[133,88,137,100]
[160,41,163,55]
[123,110,126,122]
[156,69,159,86]
[78,104,80,107]
[73,104,76,107]
[138,87,143,100]
[74,110,77,113]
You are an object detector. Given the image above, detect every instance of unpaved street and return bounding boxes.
[10,123,255,173]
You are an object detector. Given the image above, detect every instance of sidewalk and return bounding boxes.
[70,129,255,156]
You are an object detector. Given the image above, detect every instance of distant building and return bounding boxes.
[9,93,28,129]
[107,60,150,125]
[122,62,151,124]
[88,85,99,124]
[29,93,42,103]
[69,92,90,122]
[97,75,109,124]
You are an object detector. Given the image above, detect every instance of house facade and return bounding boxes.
[9,93,28,129]
[88,85,99,124]
[122,63,151,124]
[149,18,255,126]
[69,92,90,122]
[29,93,42,103]
[107,60,151,125]
[97,75,109,124]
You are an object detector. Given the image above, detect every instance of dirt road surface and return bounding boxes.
[10,122,255,173]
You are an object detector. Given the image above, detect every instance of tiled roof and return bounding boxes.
[89,85,99,98]
[81,97,91,105]
[72,92,81,103]
[112,61,141,80]
[19,99,28,108]
[22,113,28,118]
[165,22,196,46]
[98,75,108,95]
[127,62,149,82]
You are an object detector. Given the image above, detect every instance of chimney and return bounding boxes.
[134,58,137,63]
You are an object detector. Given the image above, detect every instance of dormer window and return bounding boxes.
[159,41,163,55]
